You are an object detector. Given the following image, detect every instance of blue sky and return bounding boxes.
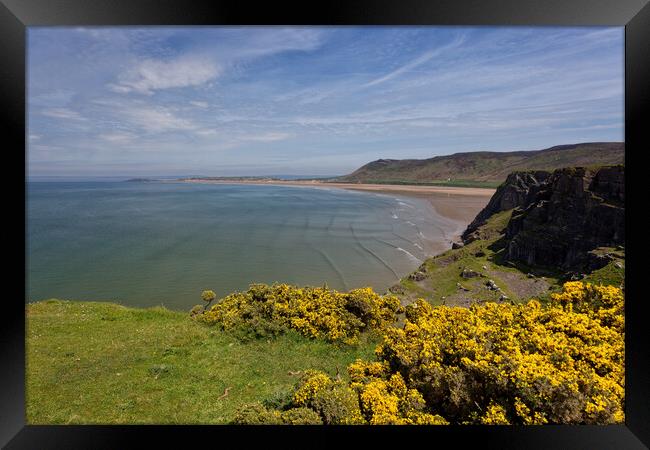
[27,26,624,177]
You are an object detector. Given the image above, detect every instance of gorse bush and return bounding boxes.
[201,290,217,310]
[233,367,447,425]
[231,402,283,425]
[232,402,324,425]
[233,282,624,425]
[292,370,365,424]
[279,407,324,425]
[375,281,624,425]
[193,283,403,344]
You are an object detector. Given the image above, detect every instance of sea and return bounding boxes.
[26,181,463,311]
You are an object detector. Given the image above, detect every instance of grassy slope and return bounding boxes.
[393,210,625,307]
[26,300,378,424]
[394,210,558,305]
[582,253,625,287]
[337,142,624,185]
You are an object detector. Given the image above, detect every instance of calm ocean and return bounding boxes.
[27,182,462,310]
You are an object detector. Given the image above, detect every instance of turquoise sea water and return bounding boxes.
[27,182,463,310]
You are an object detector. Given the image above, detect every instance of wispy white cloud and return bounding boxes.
[362,35,466,88]
[105,28,325,96]
[110,56,221,95]
[194,128,218,136]
[244,132,292,142]
[122,105,197,132]
[98,132,137,142]
[190,100,209,108]
[229,28,324,58]
[41,107,86,120]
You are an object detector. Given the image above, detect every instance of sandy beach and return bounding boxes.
[180,179,495,236]
[332,184,494,225]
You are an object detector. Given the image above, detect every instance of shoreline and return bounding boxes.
[29,179,495,307]
[179,179,494,242]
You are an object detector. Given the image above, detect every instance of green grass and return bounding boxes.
[26,300,379,424]
[582,259,625,287]
[395,210,564,306]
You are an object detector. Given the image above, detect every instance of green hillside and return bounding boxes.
[26,300,378,424]
[336,142,624,186]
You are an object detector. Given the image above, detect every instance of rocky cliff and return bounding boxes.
[463,165,624,272]
[462,170,551,242]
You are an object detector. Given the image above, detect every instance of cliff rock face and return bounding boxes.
[462,170,551,242]
[504,166,624,270]
[461,165,624,271]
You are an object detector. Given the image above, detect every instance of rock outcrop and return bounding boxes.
[504,166,624,271]
[461,165,624,272]
[462,170,551,242]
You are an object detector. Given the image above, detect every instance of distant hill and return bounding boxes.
[124,178,157,182]
[335,142,624,187]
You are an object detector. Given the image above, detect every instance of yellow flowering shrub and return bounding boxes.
[201,289,216,303]
[235,282,624,425]
[311,383,365,425]
[292,370,333,407]
[358,378,402,424]
[280,407,323,425]
[194,283,402,344]
[348,359,390,390]
[350,369,447,424]
[550,281,624,332]
[373,282,624,425]
[228,282,623,425]
[292,370,365,424]
[480,402,510,425]
[234,369,444,425]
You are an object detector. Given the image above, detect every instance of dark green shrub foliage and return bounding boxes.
[280,407,323,425]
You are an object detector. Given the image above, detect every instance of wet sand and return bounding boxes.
[333,184,493,224]
[181,179,494,238]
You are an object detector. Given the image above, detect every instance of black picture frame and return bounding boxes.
[2,0,648,448]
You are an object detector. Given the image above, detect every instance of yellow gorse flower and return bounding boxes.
[196,283,403,344]
[371,282,624,425]
[230,282,624,425]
